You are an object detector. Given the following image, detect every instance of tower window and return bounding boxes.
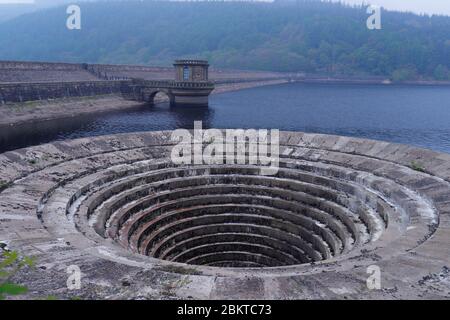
[183,66,190,80]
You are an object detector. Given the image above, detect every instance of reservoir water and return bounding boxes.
[1,82,450,153]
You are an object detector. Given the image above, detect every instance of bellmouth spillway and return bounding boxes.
[0,130,449,299]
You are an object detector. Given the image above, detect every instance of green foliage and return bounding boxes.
[0,180,7,190]
[0,283,28,298]
[392,67,418,82]
[434,65,450,81]
[0,250,35,300]
[411,161,425,172]
[0,1,449,80]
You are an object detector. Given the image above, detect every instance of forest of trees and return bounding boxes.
[0,0,449,81]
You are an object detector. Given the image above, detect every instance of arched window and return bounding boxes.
[183,66,190,81]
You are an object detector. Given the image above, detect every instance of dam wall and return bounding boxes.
[0,61,99,82]
[0,60,294,105]
[0,60,291,83]
[0,77,288,105]
[0,80,130,104]
[86,63,173,80]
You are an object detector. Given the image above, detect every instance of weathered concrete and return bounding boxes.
[0,131,449,299]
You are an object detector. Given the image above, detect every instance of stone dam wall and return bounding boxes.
[0,80,130,104]
[0,60,290,83]
[0,61,99,83]
[0,60,295,105]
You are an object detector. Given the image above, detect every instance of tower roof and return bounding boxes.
[174,60,209,66]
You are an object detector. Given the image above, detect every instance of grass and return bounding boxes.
[0,249,81,300]
[411,161,425,172]
[0,250,35,300]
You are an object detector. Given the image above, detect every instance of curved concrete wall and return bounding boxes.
[0,131,449,299]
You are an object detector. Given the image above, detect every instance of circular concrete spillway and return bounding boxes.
[81,163,391,268]
[0,130,449,299]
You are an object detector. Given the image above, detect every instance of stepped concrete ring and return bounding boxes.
[0,130,449,299]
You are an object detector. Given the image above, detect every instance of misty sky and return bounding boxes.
[0,0,37,3]
[335,0,450,16]
[1,0,450,16]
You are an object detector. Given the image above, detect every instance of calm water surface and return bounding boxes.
[1,82,450,153]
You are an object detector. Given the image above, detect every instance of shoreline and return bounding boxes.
[0,79,289,128]
[295,77,450,87]
[0,94,144,128]
[1,76,448,128]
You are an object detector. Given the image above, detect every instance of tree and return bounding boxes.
[391,67,418,82]
[434,65,449,81]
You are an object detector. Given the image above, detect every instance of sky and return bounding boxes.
[333,0,450,16]
[0,0,35,3]
[0,0,449,16]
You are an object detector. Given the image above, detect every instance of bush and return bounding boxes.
[0,250,35,300]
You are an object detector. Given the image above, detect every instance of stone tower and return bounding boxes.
[174,59,209,82]
[171,59,214,107]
